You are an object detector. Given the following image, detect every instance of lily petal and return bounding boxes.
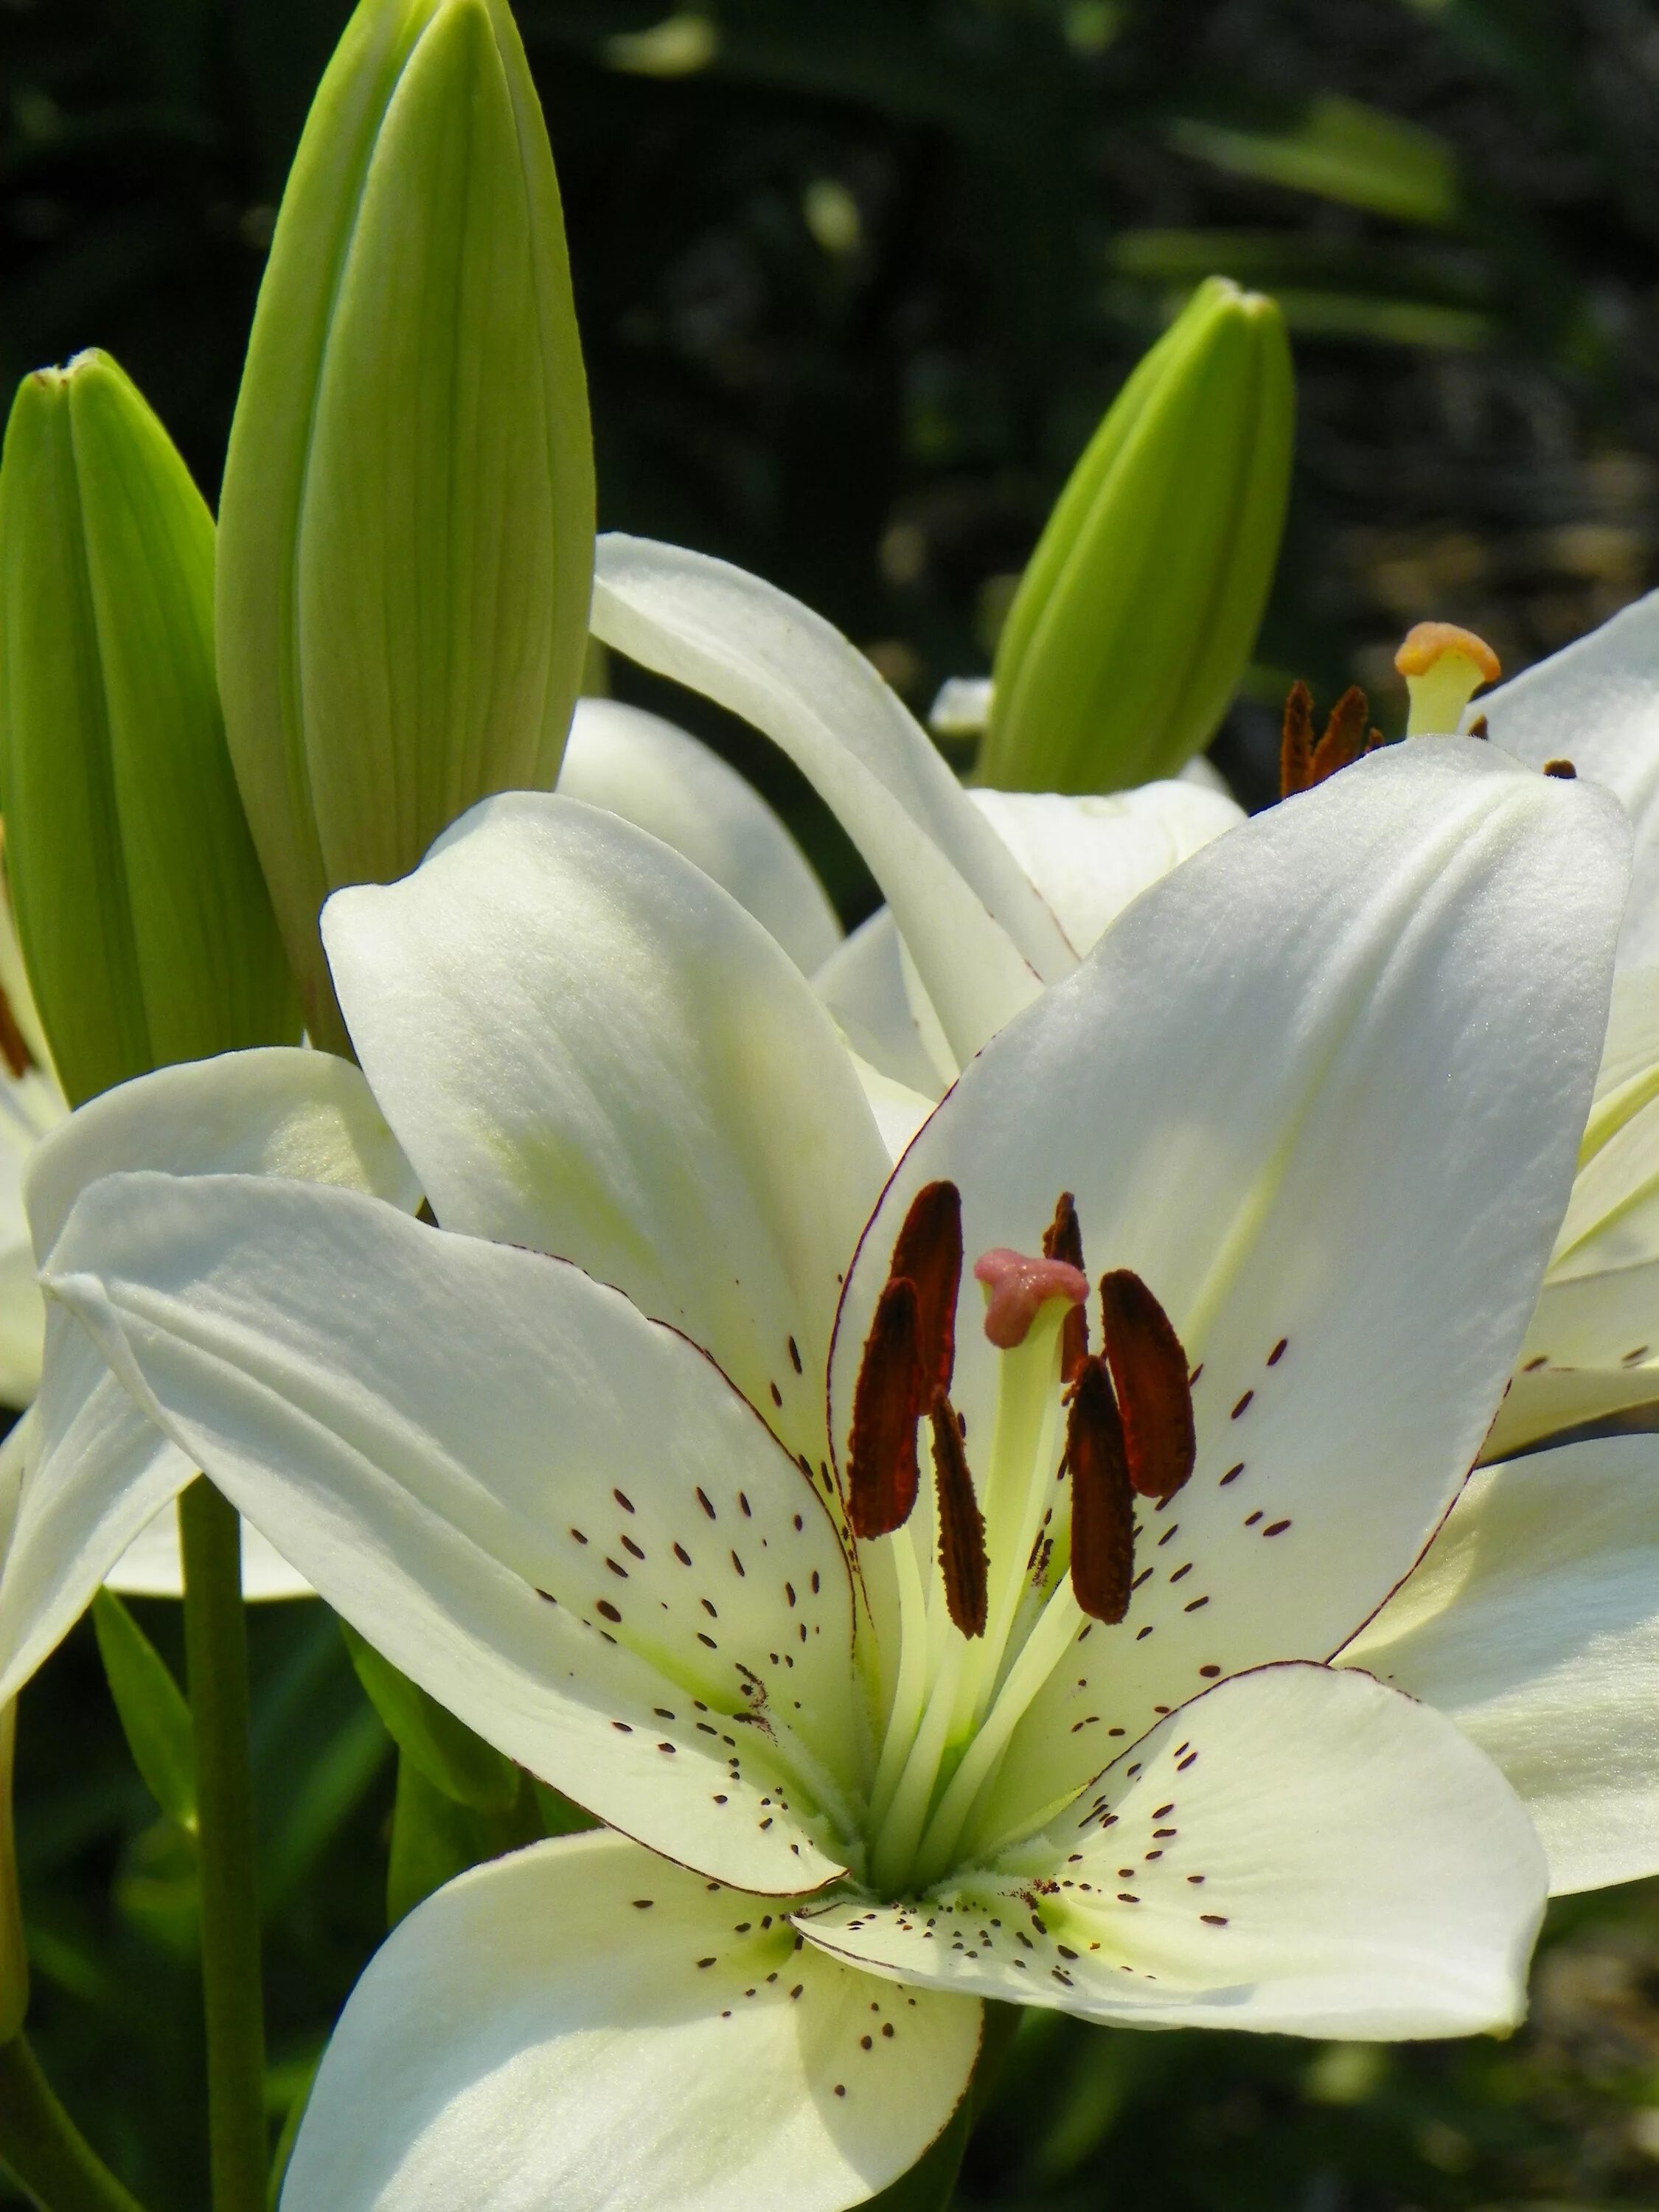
[38,1173,858,1891]
[0,1048,420,1695]
[1343,1436,1659,1893]
[103,1495,313,1600]
[284,1829,981,2212]
[1475,592,1659,964]
[815,911,951,1102]
[798,1663,1546,2039]
[557,697,841,977]
[1488,1264,1659,1458]
[590,536,1072,1059]
[0,1073,62,1407]
[832,740,1629,1851]
[967,783,1243,958]
[324,793,889,1473]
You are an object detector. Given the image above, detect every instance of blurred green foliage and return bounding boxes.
[7,1,1659,2205]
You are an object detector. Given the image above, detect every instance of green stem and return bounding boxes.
[178,1478,267,2212]
[0,2034,149,2212]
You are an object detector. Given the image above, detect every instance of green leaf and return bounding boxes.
[531,1777,599,1838]
[386,1750,540,1927]
[91,1590,197,1835]
[1165,94,1461,227]
[339,1619,519,1812]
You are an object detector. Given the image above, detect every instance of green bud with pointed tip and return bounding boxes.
[981,276,1293,795]
[218,0,595,1051]
[0,352,299,1108]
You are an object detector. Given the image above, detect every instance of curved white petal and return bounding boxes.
[1487,1262,1659,1458]
[1475,594,1659,965]
[0,1072,67,1408]
[285,1829,980,2212]
[557,698,841,976]
[590,536,1072,1059]
[1343,1436,1659,1893]
[814,911,950,1101]
[38,1174,858,1891]
[968,783,1244,958]
[0,1050,420,1696]
[325,794,888,1475]
[831,739,1630,1852]
[799,1664,1545,2039]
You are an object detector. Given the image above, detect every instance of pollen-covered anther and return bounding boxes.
[1065,1356,1135,1623]
[1394,620,1500,738]
[1043,1192,1090,1382]
[929,1391,988,1638]
[1279,681,1381,799]
[1099,1270,1196,1501]
[973,1247,1088,1350]
[847,1278,923,1540]
[889,1180,964,1397]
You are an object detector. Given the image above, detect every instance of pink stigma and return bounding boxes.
[973,1248,1089,1349]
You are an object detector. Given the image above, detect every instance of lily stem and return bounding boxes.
[178,1478,267,2212]
[0,2034,150,2212]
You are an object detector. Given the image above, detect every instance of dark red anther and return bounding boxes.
[0,983,31,1082]
[1043,1192,1089,1384]
[929,1392,987,1638]
[847,1279,922,1539]
[1098,1270,1196,1502]
[1065,1357,1135,1624]
[1280,681,1380,799]
[890,1180,963,1399]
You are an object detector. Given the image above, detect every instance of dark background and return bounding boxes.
[5,1,1659,2205]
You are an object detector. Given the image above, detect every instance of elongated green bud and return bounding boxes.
[981,277,1293,794]
[218,0,595,1049]
[0,352,298,1107]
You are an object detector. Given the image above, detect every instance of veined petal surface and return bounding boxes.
[831,740,1628,1852]
[799,1665,1545,2039]
[284,1829,980,2212]
[325,794,888,1474]
[41,1175,858,1891]
[1475,593,1659,964]
[557,697,841,976]
[0,1048,419,1697]
[590,536,1071,1060]
[1343,1436,1659,1893]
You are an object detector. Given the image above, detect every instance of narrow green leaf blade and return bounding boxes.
[91,1588,197,1834]
[340,1618,519,1812]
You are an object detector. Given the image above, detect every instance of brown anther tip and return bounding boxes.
[1394,621,1500,686]
[1065,1357,1135,1625]
[890,1180,964,1397]
[1543,758,1577,779]
[930,1393,987,1638]
[1098,1270,1196,1502]
[847,1279,922,1540]
[1467,713,1489,740]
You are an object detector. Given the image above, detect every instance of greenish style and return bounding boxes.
[91,1591,198,1836]
[0,352,298,1107]
[217,0,596,1052]
[981,276,1294,795]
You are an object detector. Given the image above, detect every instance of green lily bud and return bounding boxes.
[0,352,298,1107]
[218,0,595,1050]
[981,276,1294,794]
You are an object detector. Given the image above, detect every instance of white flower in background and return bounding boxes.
[588,536,1245,1148]
[10,734,1629,2209]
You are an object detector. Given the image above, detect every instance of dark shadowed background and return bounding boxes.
[4,2,1659,2205]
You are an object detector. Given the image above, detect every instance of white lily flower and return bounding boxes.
[588,535,1244,1149]
[8,731,1627,2208]
[1400,606,1659,1457]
